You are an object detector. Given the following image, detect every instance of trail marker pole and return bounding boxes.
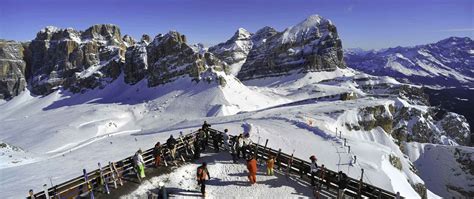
[344,138,347,146]
[348,146,351,153]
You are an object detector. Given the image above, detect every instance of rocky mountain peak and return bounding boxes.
[122,34,135,47]
[208,28,253,75]
[81,24,122,44]
[232,28,252,40]
[281,14,332,44]
[237,14,345,80]
[141,34,151,44]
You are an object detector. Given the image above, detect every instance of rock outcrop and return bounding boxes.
[0,40,27,99]
[146,31,207,86]
[27,25,126,94]
[237,15,345,80]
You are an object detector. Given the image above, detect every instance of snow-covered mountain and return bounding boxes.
[0,15,472,199]
[209,15,345,80]
[344,37,474,87]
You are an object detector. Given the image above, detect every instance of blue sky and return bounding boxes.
[1,0,472,49]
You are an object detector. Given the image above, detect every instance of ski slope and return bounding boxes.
[0,69,441,198]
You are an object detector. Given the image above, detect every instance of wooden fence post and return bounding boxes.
[358,168,364,197]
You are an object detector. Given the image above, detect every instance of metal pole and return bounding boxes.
[348,146,351,153]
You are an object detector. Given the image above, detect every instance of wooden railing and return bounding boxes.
[31,128,401,199]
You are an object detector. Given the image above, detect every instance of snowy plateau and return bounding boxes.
[0,15,473,199]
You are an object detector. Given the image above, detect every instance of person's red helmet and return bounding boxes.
[310,155,317,161]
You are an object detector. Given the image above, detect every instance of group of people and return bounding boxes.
[131,121,350,198]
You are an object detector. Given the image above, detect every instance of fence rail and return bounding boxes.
[31,128,400,199]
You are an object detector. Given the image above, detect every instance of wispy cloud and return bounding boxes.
[435,28,474,32]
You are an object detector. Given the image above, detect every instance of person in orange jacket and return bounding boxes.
[247,155,257,184]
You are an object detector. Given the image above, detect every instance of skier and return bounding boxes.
[27,189,35,199]
[133,149,146,179]
[157,181,168,199]
[202,121,211,148]
[237,134,244,158]
[230,136,238,163]
[309,155,319,186]
[194,134,201,159]
[336,171,348,199]
[212,131,221,152]
[166,135,177,160]
[222,129,230,151]
[153,142,162,168]
[202,121,211,133]
[242,133,252,159]
[266,155,275,176]
[198,129,207,151]
[319,164,326,189]
[247,156,257,185]
[196,162,211,197]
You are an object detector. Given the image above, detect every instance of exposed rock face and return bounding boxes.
[146,31,205,86]
[122,35,136,47]
[208,28,252,75]
[439,112,471,145]
[124,43,148,84]
[237,15,345,80]
[0,40,27,99]
[122,30,229,86]
[28,25,126,94]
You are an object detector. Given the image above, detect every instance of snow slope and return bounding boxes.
[405,142,474,198]
[0,69,443,198]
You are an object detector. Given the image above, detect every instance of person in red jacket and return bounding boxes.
[247,156,257,184]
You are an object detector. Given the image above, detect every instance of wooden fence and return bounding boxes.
[31,128,401,199]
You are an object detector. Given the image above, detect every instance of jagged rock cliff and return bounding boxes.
[237,15,346,80]
[27,25,126,94]
[0,40,27,99]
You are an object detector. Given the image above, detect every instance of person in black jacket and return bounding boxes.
[213,132,221,152]
[153,142,162,167]
[194,134,201,159]
[166,135,177,160]
[202,121,211,148]
[337,171,348,199]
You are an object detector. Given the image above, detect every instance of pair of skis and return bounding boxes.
[81,162,123,198]
[82,169,95,199]
[97,162,111,194]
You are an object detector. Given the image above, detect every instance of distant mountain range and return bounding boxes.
[344,37,474,88]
